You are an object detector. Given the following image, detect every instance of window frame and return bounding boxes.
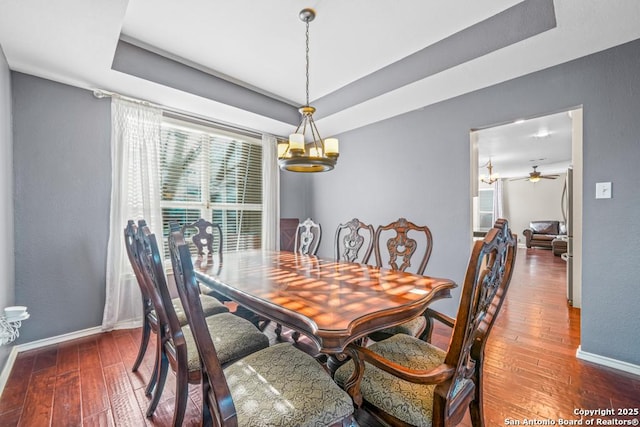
[476,187,495,231]
[159,116,263,255]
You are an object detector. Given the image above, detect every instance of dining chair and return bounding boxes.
[181,218,225,299]
[373,217,433,275]
[277,217,322,340]
[369,217,434,341]
[181,217,223,261]
[294,217,322,255]
[136,221,270,426]
[335,219,517,427]
[124,220,229,394]
[182,217,265,328]
[334,217,375,264]
[168,225,356,427]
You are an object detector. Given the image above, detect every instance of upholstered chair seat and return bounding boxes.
[371,315,426,339]
[335,333,457,426]
[150,294,228,326]
[166,312,269,373]
[225,343,354,426]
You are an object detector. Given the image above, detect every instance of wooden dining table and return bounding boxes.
[193,249,456,405]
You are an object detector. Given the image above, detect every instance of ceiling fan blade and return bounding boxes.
[509,177,529,181]
[540,175,558,179]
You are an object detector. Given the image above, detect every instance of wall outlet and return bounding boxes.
[595,182,612,199]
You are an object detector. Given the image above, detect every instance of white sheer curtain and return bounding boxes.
[261,134,280,250]
[103,98,163,330]
[493,178,504,221]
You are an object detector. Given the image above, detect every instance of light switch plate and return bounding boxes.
[595,182,612,199]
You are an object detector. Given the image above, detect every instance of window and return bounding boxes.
[477,188,494,231]
[159,117,262,256]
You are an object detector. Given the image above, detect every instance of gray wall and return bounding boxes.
[12,73,111,342]
[0,46,14,366]
[280,172,313,221]
[293,38,640,366]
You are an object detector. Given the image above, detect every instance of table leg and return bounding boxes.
[342,346,364,408]
[327,352,349,377]
[326,336,368,377]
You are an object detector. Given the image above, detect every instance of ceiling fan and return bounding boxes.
[511,166,559,182]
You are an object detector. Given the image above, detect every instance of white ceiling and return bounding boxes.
[475,110,574,179]
[1,0,639,139]
[121,0,523,104]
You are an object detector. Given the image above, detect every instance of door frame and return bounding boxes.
[469,107,583,308]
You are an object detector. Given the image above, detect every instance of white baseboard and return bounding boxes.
[576,346,640,376]
[0,320,140,396]
[11,326,105,353]
[0,346,20,397]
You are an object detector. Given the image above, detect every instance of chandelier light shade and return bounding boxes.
[480,159,499,185]
[278,8,339,173]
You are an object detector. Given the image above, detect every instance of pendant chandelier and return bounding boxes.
[278,8,339,173]
[480,159,499,185]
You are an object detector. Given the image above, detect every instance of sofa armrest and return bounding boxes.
[522,228,534,248]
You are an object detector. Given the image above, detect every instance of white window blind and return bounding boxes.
[159,117,263,256]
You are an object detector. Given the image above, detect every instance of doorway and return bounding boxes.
[470,108,583,308]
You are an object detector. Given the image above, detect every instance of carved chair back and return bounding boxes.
[182,218,231,306]
[123,220,159,375]
[438,218,517,425]
[168,223,237,426]
[334,218,375,263]
[181,218,223,266]
[137,221,196,426]
[137,222,180,344]
[124,220,153,320]
[373,217,433,274]
[294,217,322,255]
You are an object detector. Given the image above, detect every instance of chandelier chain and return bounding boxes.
[305,19,310,106]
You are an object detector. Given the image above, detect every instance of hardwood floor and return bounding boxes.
[1,248,639,426]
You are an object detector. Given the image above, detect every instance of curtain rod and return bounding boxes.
[92,89,275,141]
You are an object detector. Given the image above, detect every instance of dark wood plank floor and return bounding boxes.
[1,248,639,426]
